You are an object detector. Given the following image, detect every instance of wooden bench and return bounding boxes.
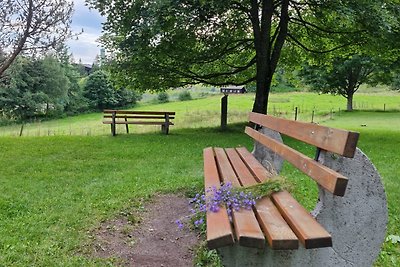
[103,110,175,136]
[203,112,360,251]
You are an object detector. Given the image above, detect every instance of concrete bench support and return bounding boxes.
[218,128,388,267]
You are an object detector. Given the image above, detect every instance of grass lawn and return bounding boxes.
[0,94,399,265]
[1,91,399,137]
[0,126,254,266]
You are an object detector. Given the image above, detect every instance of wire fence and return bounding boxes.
[0,103,399,137]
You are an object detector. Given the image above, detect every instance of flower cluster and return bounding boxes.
[176,182,259,229]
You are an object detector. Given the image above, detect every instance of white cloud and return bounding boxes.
[67,0,105,64]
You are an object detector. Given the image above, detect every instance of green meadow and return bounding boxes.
[0,91,399,266]
[1,91,399,137]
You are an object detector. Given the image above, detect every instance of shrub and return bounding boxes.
[157,92,169,103]
[178,91,192,101]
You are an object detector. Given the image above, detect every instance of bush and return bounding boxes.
[157,92,169,103]
[178,91,192,101]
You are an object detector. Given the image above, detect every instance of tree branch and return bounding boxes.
[0,0,33,76]
[287,33,358,54]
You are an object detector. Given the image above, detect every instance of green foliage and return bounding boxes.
[0,0,73,76]
[157,92,169,103]
[386,235,400,244]
[390,73,400,91]
[83,70,138,110]
[240,176,290,197]
[0,113,399,265]
[89,0,399,114]
[0,56,70,120]
[301,55,381,110]
[194,242,223,267]
[178,91,192,101]
[83,70,116,110]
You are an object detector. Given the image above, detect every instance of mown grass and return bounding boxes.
[1,91,399,137]
[324,111,400,267]
[0,125,254,266]
[0,95,399,265]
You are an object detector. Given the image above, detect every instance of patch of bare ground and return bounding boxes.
[91,194,200,266]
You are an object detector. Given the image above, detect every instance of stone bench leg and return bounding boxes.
[218,128,388,267]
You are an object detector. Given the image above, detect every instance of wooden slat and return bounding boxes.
[249,112,359,158]
[225,148,258,187]
[235,147,272,183]
[203,148,235,249]
[103,121,174,126]
[214,148,265,248]
[230,147,299,250]
[214,148,241,187]
[104,115,175,119]
[271,191,332,249]
[254,197,299,250]
[104,110,175,115]
[245,127,348,196]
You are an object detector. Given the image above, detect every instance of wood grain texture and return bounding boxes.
[254,197,299,250]
[104,115,175,119]
[104,110,175,115]
[103,121,174,125]
[235,147,272,183]
[214,148,265,248]
[245,127,348,196]
[249,112,359,158]
[225,148,259,187]
[203,148,235,249]
[271,191,332,249]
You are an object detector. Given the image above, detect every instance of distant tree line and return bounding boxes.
[0,52,140,123]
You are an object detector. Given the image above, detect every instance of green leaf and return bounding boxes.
[386,235,400,244]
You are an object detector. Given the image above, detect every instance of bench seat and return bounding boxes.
[204,147,332,250]
[103,110,175,135]
[203,112,359,251]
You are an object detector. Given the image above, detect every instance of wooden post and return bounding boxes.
[19,124,24,137]
[221,95,228,130]
[311,110,315,123]
[294,107,298,121]
[111,111,116,136]
[163,113,170,135]
[124,117,129,134]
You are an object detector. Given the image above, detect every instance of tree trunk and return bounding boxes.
[250,0,289,115]
[347,93,353,111]
[252,73,272,114]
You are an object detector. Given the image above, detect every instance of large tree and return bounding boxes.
[0,0,73,77]
[90,0,397,114]
[0,56,70,120]
[301,55,380,111]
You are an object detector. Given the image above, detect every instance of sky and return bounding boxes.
[67,0,105,65]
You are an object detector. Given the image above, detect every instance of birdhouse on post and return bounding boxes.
[220,86,247,95]
[220,86,246,130]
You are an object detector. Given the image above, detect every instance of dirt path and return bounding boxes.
[92,194,200,266]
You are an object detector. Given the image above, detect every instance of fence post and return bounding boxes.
[221,95,228,130]
[311,110,315,123]
[294,107,298,121]
[19,124,24,137]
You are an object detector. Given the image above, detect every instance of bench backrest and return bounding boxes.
[103,110,175,119]
[247,112,359,196]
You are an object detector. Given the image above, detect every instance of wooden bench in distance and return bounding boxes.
[203,112,359,251]
[103,110,175,136]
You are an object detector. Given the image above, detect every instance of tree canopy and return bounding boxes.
[90,0,400,114]
[301,55,381,111]
[0,0,73,77]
